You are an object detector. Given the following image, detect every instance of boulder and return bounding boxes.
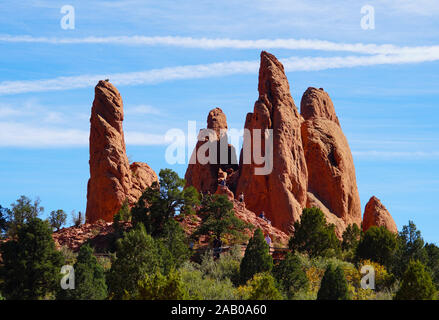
[363,196,398,233]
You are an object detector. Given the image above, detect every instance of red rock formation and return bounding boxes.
[236,51,308,233]
[185,107,238,194]
[363,196,398,233]
[86,81,158,223]
[300,87,362,231]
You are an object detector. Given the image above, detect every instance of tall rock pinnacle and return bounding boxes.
[185,107,239,195]
[300,87,362,233]
[86,80,157,223]
[236,51,308,232]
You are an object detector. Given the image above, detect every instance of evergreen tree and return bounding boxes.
[58,244,107,300]
[317,264,350,300]
[272,252,308,299]
[0,205,9,238]
[289,208,340,258]
[107,224,161,299]
[240,229,273,283]
[341,223,362,251]
[49,209,67,231]
[113,200,131,235]
[131,169,199,237]
[7,195,44,237]
[425,243,439,288]
[356,226,398,269]
[193,194,249,242]
[395,260,436,300]
[0,218,64,299]
[393,221,428,277]
[246,273,283,300]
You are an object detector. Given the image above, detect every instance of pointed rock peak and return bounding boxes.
[207,107,228,137]
[258,51,292,105]
[363,196,398,234]
[300,87,340,125]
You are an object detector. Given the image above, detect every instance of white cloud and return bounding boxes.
[1,49,439,96]
[0,122,167,147]
[1,35,438,55]
[352,150,439,159]
[125,104,161,115]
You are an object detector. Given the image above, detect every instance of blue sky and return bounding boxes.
[0,1,438,243]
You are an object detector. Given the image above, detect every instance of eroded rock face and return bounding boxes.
[185,107,238,194]
[236,51,308,233]
[363,196,398,233]
[86,81,158,223]
[300,87,362,230]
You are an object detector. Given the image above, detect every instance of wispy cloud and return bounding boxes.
[352,150,439,160]
[125,104,161,115]
[1,35,439,55]
[2,50,439,96]
[0,122,167,147]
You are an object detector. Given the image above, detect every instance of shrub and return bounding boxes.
[7,196,44,237]
[356,226,397,269]
[131,269,188,300]
[239,229,273,284]
[197,246,241,285]
[242,273,283,300]
[0,218,64,299]
[317,264,350,300]
[289,208,340,258]
[273,252,309,299]
[71,211,84,227]
[58,244,107,300]
[395,260,436,300]
[106,224,161,299]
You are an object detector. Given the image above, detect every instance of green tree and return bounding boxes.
[356,226,398,269]
[107,224,161,299]
[0,218,64,299]
[425,243,439,288]
[131,269,188,300]
[156,219,191,274]
[272,252,308,299]
[393,221,428,277]
[246,273,283,300]
[58,244,107,300]
[240,228,273,284]
[0,205,9,238]
[289,208,340,258]
[7,196,44,237]
[113,200,131,235]
[193,194,249,242]
[49,209,67,231]
[132,169,199,237]
[317,264,350,300]
[341,223,362,251]
[395,260,436,300]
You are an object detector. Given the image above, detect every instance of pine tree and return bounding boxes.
[58,244,107,300]
[0,218,64,299]
[395,260,436,300]
[107,224,161,299]
[239,228,273,284]
[272,252,308,299]
[317,264,350,300]
[289,208,340,258]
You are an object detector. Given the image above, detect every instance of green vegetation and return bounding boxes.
[240,228,273,284]
[395,260,436,300]
[131,269,188,300]
[356,226,398,269]
[317,264,350,300]
[49,209,67,231]
[289,208,340,258]
[273,252,308,299]
[0,218,64,299]
[193,194,250,243]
